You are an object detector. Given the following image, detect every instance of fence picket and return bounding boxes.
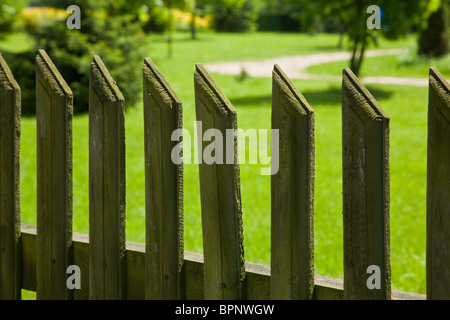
[426,67,450,300]
[0,53,21,300]
[89,55,126,299]
[271,64,315,300]
[194,64,245,299]
[342,67,391,300]
[143,58,184,300]
[35,50,73,300]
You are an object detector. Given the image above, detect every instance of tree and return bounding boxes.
[187,0,197,39]
[418,0,449,57]
[162,0,188,57]
[201,0,259,32]
[297,0,434,76]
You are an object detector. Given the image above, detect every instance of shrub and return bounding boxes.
[8,3,147,115]
[211,0,258,32]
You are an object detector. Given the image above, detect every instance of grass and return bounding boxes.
[0,32,34,53]
[2,31,439,297]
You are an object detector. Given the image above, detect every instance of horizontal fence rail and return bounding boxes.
[0,49,449,300]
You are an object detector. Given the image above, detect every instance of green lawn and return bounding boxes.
[3,31,440,296]
[0,32,35,53]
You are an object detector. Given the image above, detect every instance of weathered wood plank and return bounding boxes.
[35,49,73,300]
[89,55,126,299]
[143,58,183,300]
[426,67,450,300]
[271,64,315,300]
[21,225,36,292]
[0,53,21,300]
[342,67,391,300]
[194,64,245,300]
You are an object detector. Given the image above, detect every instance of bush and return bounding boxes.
[0,0,28,35]
[418,0,449,58]
[142,5,167,33]
[212,0,258,32]
[256,13,300,32]
[9,4,147,115]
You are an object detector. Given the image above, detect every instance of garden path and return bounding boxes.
[206,48,428,86]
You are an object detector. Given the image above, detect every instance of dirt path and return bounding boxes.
[206,48,428,86]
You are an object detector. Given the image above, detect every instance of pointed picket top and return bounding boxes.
[342,67,389,121]
[143,57,182,106]
[195,63,237,116]
[272,64,314,115]
[36,49,73,98]
[90,55,124,103]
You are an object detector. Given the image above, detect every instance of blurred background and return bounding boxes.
[1,0,449,297]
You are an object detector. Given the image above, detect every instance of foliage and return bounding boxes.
[295,0,438,75]
[0,0,28,34]
[8,1,147,114]
[202,0,259,32]
[418,0,449,57]
[172,9,212,31]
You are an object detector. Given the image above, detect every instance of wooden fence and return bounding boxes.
[0,50,449,300]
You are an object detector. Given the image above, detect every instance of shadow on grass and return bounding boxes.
[229,86,393,108]
[303,86,393,106]
[230,95,271,108]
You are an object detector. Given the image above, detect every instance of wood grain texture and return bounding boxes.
[89,55,126,299]
[0,53,21,300]
[426,67,450,300]
[194,64,244,300]
[342,67,391,300]
[271,64,315,300]
[35,49,73,300]
[143,58,183,300]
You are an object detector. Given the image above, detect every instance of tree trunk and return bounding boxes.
[167,2,173,58]
[190,9,197,40]
[349,2,368,77]
[350,38,360,76]
[418,0,449,57]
